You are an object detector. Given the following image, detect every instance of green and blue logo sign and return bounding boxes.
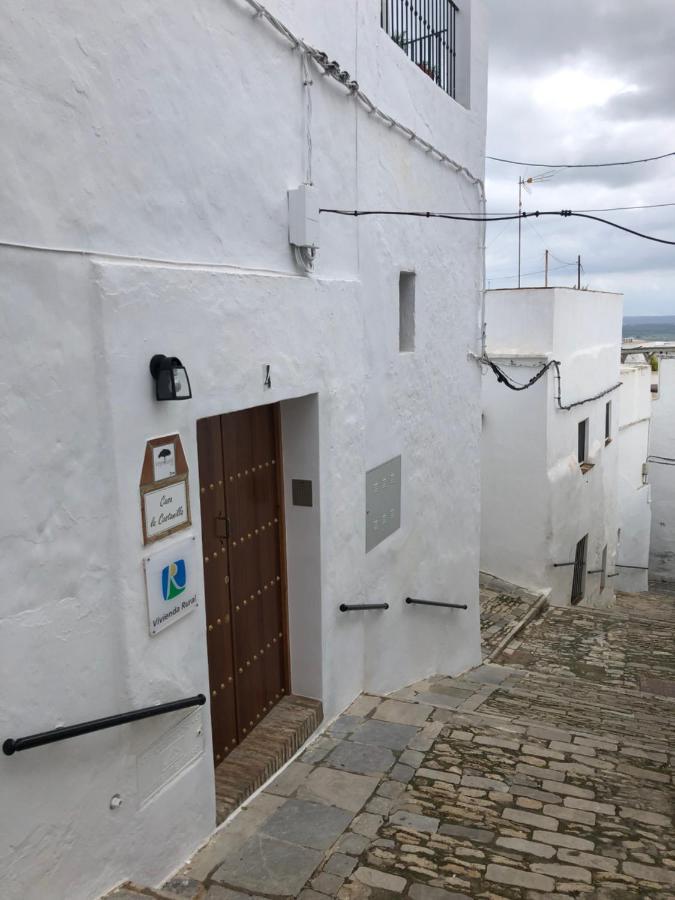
[161,559,187,602]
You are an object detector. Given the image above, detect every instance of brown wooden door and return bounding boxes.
[197,404,289,765]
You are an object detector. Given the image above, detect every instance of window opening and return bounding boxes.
[381,0,458,98]
[399,272,416,352]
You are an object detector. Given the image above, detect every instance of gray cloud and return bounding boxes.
[484,0,675,313]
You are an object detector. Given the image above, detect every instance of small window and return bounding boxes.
[605,401,612,444]
[578,418,589,464]
[601,545,607,590]
[399,272,415,352]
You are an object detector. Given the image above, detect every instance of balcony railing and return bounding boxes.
[382,0,458,98]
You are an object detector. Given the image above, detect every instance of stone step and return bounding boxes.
[214,694,323,824]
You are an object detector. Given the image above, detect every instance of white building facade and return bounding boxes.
[616,362,652,592]
[648,354,675,585]
[481,287,623,608]
[0,2,487,898]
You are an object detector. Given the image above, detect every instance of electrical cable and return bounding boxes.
[482,202,675,215]
[487,151,675,168]
[319,208,675,245]
[302,51,313,186]
[648,455,675,466]
[570,201,675,213]
[481,356,622,410]
[481,357,556,392]
[293,245,315,273]
[235,0,485,200]
[488,262,573,282]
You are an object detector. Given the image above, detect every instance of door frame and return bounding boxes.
[272,404,292,696]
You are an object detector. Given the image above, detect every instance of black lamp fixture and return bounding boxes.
[149,355,192,401]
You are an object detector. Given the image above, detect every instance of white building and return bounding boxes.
[0,2,487,898]
[616,362,652,592]
[481,287,623,608]
[648,354,675,585]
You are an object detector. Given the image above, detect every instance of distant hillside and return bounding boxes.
[623,316,675,341]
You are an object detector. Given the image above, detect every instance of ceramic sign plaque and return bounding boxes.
[140,434,191,544]
[144,535,198,635]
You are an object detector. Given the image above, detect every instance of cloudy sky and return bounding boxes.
[484,0,675,315]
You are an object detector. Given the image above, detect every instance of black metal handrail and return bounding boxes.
[339,603,389,612]
[617,564,649,570]
[3,694,206,756]
[553,562,575,567]
[406,597,468,610]
[587,569,605,574]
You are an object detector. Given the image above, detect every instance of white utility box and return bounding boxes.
[288,184,320,249]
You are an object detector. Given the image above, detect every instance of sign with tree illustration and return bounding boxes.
[140,434,191,545]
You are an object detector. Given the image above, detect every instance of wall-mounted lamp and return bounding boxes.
[149,355,192,401]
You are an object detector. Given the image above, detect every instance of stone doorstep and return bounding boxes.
[214,695,323,823]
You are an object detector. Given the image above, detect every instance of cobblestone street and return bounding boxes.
[112,588,674,900]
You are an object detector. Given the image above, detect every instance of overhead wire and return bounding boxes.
[482,202,675,215]
[488,262,574,282]
[487,151,675,168]
[319,207,675,245]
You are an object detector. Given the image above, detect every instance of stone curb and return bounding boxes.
[484,590,550,663]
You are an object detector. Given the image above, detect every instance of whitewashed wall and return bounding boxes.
[482,288,623,608]
[649,357,675,584]
[0,2,488,898]
[617,364,652,592]
[480,357,550,595]
[547,289,622,608]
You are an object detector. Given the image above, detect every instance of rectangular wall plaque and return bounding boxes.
[144,535,199,635]
[140,434,191,544]
[366,455,402,552]
[143,480,189,541]
[292,478,313,507]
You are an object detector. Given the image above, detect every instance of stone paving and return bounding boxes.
[478,576,541,660]
[110,590,674,899]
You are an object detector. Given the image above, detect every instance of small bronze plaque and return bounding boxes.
[292,479,313,507]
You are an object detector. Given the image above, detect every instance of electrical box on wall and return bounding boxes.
[288,185,320,249]
[366,456,402,552]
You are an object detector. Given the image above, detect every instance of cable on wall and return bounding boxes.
[302,51,314,186]
[482,357,556,392]
[481,356,622,411]
[552,363,621,410]
[648,455,675,466]
[233,0,486,201]
[293,245,316,273]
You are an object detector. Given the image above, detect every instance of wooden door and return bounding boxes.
[197,404,289,765]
